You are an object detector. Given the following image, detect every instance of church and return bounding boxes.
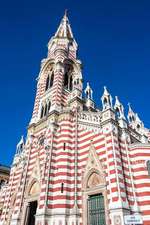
[0,11,150,225]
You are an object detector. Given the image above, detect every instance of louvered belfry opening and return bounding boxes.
[88,194,106,225]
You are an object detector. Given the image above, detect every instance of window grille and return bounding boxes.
[88,194,106,225]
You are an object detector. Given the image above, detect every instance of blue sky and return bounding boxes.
[0,0,150,166]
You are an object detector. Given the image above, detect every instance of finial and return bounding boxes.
[64,9,68,17]
[128,102,131,109]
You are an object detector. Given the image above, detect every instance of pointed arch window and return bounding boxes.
[69,75,73,91]
[115,107,120,118]
[64,72,69,88]
[103,98,108,109]
[64,71,73,91]
[40,101,51,119]
[147,160,150,176]
[40,106,44,118]
[44,104,48,117]
[61,183,64,193]
[45,76,50,91]
[45,72,54,92]
[48,101,51,112]
[50,72,54,88]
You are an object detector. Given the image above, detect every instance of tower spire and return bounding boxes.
[54,10,74,39]
[47,11,78,58]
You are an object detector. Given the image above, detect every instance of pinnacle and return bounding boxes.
[115,96,122,106]
[128,102,134,113]
[103,86,110,96]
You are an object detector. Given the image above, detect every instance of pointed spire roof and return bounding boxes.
[101,86,112,100]
[54,10,74,39]
[114,96,121,106]
[103,86,110,96]
[128,103,134,113]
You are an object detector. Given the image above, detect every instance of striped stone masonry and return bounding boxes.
[0,12,150,225]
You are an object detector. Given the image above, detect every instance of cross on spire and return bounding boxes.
[64,9,68,17]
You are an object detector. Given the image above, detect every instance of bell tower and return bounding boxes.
[1,10,150,225]
[30,11,83,124]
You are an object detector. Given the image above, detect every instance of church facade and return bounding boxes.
[0,12,150,225]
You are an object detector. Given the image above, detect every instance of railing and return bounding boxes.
[78,111,101,125]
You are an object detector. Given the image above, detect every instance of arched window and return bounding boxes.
[44,104,48,117]
[115,107,120,118]
[45,73,54,91]
[69,76,73,91]
[40,106,44,118]
[85,90,89,99]
[129,116,132,123]
[50,72,54,88]
[45,75,50,91]
[40,101,51,119]
[103,98,108,109]
[147,160,150,176]
[64,72,68,88]
[0,180,5,188]
[61,183,64,193]
[48,101,51,112]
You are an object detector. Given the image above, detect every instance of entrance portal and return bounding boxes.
[88,194,106,225]
[26,201,37,225]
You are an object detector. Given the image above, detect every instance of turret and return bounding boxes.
[114,96,125,120]
[127,104,149,142]
[101,87,115,123]
[84,82,94,109]
[128,104,144,131]
[101,86,112,110]
[114,96,127,128]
